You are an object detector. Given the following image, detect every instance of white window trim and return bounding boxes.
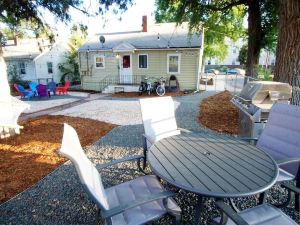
[138,54,148,69]
[94,54,105,69]
[167,53,181,74]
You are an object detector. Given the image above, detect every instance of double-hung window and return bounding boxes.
[138,54,148,69]
[47,62,53,74]
[95,55,105,69]
[167,54,181,74]
[19,62,26,74]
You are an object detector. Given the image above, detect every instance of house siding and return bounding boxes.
[80,49,199,91]
[34,43,67,84]
[6,60,36,81]
[80,51,119,91]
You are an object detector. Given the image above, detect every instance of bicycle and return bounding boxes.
[138,78,148,95]
[155,77,166,96]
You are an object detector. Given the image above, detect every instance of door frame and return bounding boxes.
[119,53,133,84]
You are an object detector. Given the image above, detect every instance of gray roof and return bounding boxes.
[79,22,202,52]
[3,39,52,60]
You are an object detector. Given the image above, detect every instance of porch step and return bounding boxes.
[102,85,140,94]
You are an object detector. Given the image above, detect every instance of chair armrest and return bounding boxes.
[142,133,155,145]
[277,158,300,166]
[215,200,249,225]
[98,155,144,170]
[101,191,175,218]
[178,128,191,133]
[281,183,300,194]
[240,137,259,142]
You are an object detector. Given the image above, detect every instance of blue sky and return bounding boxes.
[46,0,156,37]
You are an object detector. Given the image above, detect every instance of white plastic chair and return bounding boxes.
[0,96,29,138]
[59,123,181,225]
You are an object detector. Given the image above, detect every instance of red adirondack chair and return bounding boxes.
[56,81,70,95]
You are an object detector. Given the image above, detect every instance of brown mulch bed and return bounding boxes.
[198,91,239,135]
[111,91,188,98]
[0,115,117,204]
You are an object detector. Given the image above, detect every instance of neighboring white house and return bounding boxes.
[206,38,276,67]
[3,38,68,84]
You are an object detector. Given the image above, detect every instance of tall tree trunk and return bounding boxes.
[274,0,300,84]
[246,0,262,77]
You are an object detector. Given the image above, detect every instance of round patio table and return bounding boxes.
[147,131,279,225]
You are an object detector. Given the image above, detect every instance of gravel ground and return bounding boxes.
[1,92,299,225]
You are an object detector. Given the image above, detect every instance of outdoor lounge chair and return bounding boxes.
[56,81,70,95]
[29,81,38,96]
[139,96,189,167]
[47,81,56,95]
[213,200,298,225]
[0,96,29,138]
[249,103,300,210]
[15,84,34,99]
[59,123,181,225]
[37,84,50,97]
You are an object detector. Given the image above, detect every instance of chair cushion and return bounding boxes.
[277,168,295,182]
[214,203,297,225]
[106,175,181,225]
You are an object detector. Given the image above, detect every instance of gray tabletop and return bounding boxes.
[148,132,279,198]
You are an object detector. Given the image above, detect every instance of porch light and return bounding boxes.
[157,33,160,40]
[116,54,120,59]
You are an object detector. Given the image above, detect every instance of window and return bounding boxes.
[19,62,26,74]
[47,62,53,74]
[138,54,148,69]
[167,54,181,74]
[95,55,105,69]
[122,55,130,68]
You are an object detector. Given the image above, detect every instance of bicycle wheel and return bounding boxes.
[156,85,165,96]
[138,85,144,96]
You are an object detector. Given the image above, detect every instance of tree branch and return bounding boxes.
[202,0,247,11]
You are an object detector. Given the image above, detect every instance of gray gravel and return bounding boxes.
[1,92,299,225]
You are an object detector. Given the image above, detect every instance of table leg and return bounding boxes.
[258,192,266,204]
[194,195,203,225]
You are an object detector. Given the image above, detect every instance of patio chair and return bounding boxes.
[15,84,34,99]
[37,84,50,97]
[247,103,300,210]
[59,123,181,225]
[213,200,298,225]
[47,81,56,95]
[0,96,30,138]
[56,81,70,95]
[29,81,38,96]
[139,97,189,167]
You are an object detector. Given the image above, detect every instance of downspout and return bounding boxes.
[196,26,204,91]
[78,51,82,89]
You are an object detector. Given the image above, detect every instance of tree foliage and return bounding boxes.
[155,1,245,62]
[58,24,88,84]
[238,44,247,65]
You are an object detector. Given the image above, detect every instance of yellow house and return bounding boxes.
[78,17,204,93]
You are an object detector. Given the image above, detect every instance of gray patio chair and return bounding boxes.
[59,123,181,225]
[139,96,190,167]
[213,200,298,225]
[248,103,300,210]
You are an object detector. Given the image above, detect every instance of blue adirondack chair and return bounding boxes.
[47,81,56,95]
[17,84,34,99]
[29,81,38,96]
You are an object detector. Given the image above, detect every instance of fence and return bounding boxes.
[199,73,258,94]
